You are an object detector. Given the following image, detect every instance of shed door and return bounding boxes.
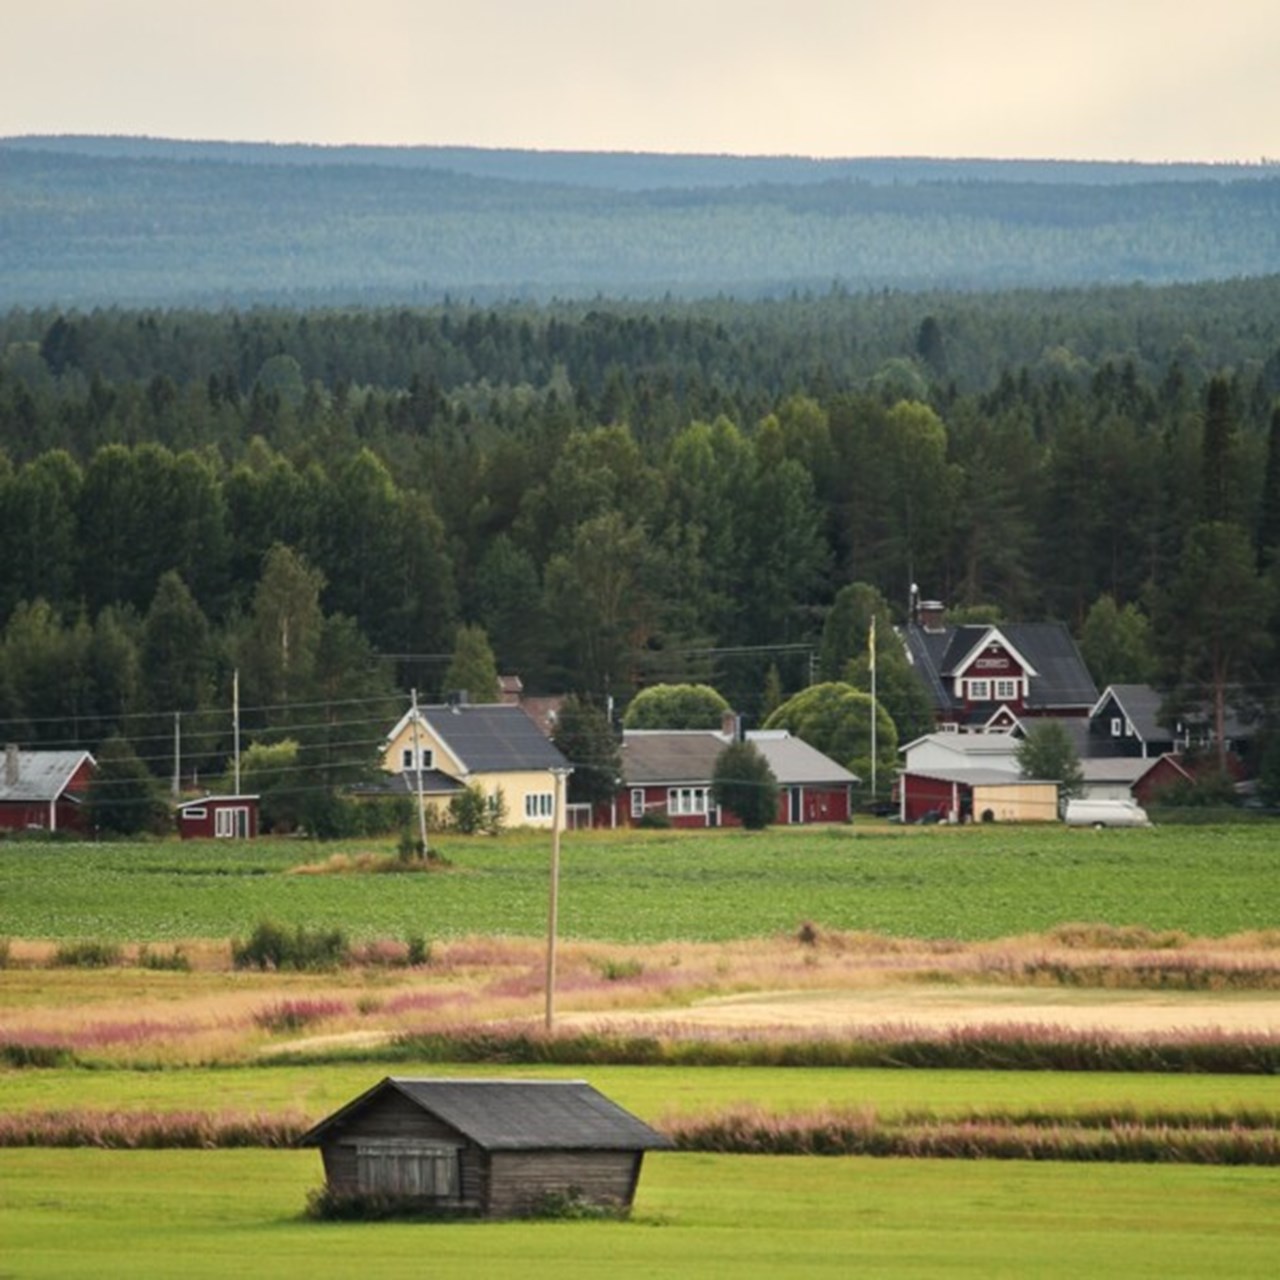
[214,806,250,838]
[356,1141,459,1197]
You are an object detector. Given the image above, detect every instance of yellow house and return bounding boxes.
[382,701,571,829]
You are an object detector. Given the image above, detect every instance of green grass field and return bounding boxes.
[4,822,1277,1277]
[2,1149,1276,1279]
[2,822,1276,942]
[5,1062,1278,1124]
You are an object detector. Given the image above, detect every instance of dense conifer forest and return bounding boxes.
[1,140,1278,815]
[3,137,1279,306]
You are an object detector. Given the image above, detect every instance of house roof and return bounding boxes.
[1080,754,1191,785]
[745,730,859,785]
[900,731,1021,759]
[0,750,94,804]
[902,766,1025,787]
[905,621,1097,714]
[1092,683,1253,744]
[1091,684,1169,743]
[176,794,259,809]
[619,730,729,785]
[299,1077,674,1152]
[387,704,570,774]
[350,769,465,798]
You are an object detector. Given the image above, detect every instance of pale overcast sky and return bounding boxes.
[3,1,1277,161]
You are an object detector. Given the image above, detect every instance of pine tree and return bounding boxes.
[443,625,501,703]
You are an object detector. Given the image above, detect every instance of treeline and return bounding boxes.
[1,292,1279,791]
[3,141,1280,307]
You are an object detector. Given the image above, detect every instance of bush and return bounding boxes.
[304,1187,477,1222]
[1,1042,73,1068]
[53,940,123,968]
[231,921,349,971]
[449,784,504,835]
[137,945,191,971]
[530,1187,628,1219]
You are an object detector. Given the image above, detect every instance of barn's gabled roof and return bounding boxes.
[299,1077,674,1151]
[0,750,94,804]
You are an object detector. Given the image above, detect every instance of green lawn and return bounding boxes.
[2,1149,1276,1279]
[5,1062,1276,1128]
[2,822,1275,942]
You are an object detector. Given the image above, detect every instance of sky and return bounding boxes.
[3,1,1278,162]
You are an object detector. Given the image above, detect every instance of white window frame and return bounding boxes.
[1110,717,1124,737]
[967,679,990,702]
[524,792,554,820]
[402,746,434,771]
[994,678,1017,701]
[630,788,645,819]
[182,806,207,821]
[667,786,708,816]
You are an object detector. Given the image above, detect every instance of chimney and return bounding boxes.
[720,710,741,742]
[919,599,947,633]
[5,743,19,787]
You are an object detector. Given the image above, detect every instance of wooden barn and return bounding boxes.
[298,1077,673,1218]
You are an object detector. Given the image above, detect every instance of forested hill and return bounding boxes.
[3,136,1279,307]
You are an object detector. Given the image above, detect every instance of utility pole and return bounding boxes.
[869,615,877,800]
[172,711,181,799]
[232,669,241,794]
[544,766,571,1031]
[410,688,429,858]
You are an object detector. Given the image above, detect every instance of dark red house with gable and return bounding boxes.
[902,598,1098,733]
[0,747,95,834]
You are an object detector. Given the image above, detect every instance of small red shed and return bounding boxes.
[176,794,259,840]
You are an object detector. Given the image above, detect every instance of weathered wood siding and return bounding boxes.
[319,1091,481,1206]
[485,1150,642,1218]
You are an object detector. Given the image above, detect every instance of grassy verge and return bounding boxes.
[2,1150,1277,1278]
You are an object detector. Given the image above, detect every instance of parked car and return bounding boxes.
[1063,798,1151,828]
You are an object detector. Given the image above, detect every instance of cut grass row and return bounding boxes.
[3,1149,1277,1279]
[5,1062,1277,1127]
[2,822,1277,942]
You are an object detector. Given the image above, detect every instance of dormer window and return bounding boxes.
[994,678,1018,701]
[967,679,990,702]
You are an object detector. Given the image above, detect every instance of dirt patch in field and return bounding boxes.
[560,985,1280,1035]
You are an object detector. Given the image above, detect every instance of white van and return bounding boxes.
[1063,798,1151,828]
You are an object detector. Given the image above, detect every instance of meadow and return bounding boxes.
[2,822,1276,943]
[2,822,1277,1276]
[3,1150,1277,1279]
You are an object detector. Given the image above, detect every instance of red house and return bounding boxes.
[903,598,1098,732]
[176,794,260,840]
[0,747,95,834]
[604,730,856,828]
